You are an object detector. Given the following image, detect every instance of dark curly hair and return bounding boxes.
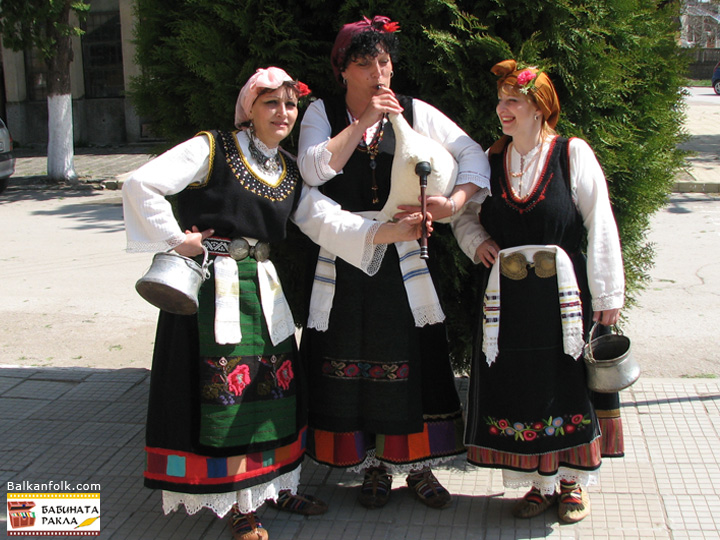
[338,30,400,83]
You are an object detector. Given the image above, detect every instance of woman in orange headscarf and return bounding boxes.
[452,60,625,523]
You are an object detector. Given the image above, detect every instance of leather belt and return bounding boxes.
[203,237,271,262]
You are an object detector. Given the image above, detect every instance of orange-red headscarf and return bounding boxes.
[491,59,560,129]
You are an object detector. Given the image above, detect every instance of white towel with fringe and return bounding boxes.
[483,245,583,365]
[307,240,445,331]
[213,252,295,347]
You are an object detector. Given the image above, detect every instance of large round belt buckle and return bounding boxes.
[228,238,250,260]
[252,242,271,262]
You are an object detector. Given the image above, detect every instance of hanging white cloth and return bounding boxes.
[307,240,445,331]
[483,244,583,365]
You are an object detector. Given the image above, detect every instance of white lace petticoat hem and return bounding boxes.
[344,450,461,475]
[502,467,599,496]
[162,466,301,517]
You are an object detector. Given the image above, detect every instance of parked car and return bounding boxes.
[0,118,15,194]
[713,61,720,95]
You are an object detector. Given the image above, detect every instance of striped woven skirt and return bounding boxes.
[144,257,306,495]
[465,258,601,477]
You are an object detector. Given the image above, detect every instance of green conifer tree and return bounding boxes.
[130,0,688,370]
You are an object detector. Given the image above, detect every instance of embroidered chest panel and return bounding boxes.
[218,130,297,202]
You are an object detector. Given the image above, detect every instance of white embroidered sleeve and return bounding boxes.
[297,100,341,185]
[451,201,492,264]
[292,184,386,274]
[412,99,491,204]
[569,138,625,311]
[122,135,211,253]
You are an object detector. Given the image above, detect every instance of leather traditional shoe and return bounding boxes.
[229,509,268,540]
[358,467,393,509]
[266,490,328,516]
[406,468,452,509]
[511,487,557,518]
[558,483,590,523]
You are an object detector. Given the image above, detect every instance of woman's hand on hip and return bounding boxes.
[174,225,215,257]
[476,238,500,268]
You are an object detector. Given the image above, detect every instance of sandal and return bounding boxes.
[511,487,557,519]
[406,468,452,509]
[358,467,393,509]
[266,490,328,516]
[229,508,268,540]
[558,482,590,523]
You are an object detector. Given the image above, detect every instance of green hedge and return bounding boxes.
[131,0,689,370]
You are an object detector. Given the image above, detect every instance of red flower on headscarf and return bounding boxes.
[295,81,311,97]
[517,69,537,87]
[382,21,400,33]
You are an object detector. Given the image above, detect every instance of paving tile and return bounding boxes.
[0,396,47,419]
[3,379,77,399]
[29,367,96,382]
[61,381,138,401]
[58,421,143,447]
[3,374,720,539]
[0,376,23,394]
[0,366,41,378]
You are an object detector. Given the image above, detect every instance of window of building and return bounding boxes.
[81,11,124,98]
[25,48,48,102]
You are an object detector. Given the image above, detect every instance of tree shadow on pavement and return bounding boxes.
[0,186,126,233]
[31,197,125,233]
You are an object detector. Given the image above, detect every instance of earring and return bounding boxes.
[342,77,347,86]
[390,71,394,78]
[534,115,539,121]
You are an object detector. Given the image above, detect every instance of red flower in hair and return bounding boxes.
[517,69,536,87]
[296,81,311,97]
[383,21,400,32]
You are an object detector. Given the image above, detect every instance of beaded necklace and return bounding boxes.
[349,110,387,204]
[507,140,544,199]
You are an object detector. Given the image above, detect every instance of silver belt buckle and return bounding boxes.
[228,238,250,261]
[252,242,270,262]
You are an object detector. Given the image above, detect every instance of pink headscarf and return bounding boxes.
[234,67,297,128]
[330,15,400,84]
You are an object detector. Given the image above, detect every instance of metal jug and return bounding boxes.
[135,247,211,315]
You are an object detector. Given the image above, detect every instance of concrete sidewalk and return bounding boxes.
[1,368,719,539]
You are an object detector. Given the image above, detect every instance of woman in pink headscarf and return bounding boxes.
[122,67,325,540]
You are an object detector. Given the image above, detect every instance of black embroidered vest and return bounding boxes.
[482,137,585,254]
[176,130,302,242]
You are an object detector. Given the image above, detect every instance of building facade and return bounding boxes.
[0,0,147,146]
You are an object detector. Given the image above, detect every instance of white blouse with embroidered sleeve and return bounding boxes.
[121,135,212,253]
[297,98,491,201]
[122,131,287,253]
[569,137,625,312]
[297,100,338,185]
